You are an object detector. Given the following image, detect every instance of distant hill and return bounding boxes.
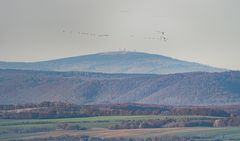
[0,51,225,74]
[0,69,239,105]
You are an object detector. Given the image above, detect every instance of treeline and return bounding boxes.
[0,101,231,119]
[0,102,166,119]
[109,119,214,129]
[0,127,54,136]
[171,107,229,116]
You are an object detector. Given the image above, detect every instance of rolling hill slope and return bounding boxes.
[0,51,225,74]
[0,69,239,105]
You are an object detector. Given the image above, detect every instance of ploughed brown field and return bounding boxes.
[14,127,221,140]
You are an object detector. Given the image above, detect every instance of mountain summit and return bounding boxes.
[0,51,225,74]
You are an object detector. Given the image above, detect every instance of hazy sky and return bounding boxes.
[0,0,240,70]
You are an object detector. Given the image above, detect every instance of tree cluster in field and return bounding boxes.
[109,118,214,129]
[213,114,240,127]
[57,123,87,130]
[10,135,226,141]
[0,102,231,119]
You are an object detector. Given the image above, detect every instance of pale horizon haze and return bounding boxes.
[0,0,240,70]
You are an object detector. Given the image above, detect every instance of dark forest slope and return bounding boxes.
[0,69,239,105]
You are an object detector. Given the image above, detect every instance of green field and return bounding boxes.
[0,115,239,141]
[0,115,219,130]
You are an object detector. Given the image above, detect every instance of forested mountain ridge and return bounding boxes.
[0,69,239,105]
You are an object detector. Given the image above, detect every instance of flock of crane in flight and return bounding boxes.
[61,30,168,42]
[62,30,110,37]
